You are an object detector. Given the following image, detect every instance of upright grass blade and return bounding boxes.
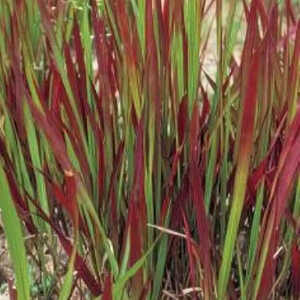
[184,0,204,116]
[0,162,30,300]
[291,241,300,297]
[103,274,113,300]
[190,103,213,299]
[218,50,260,299]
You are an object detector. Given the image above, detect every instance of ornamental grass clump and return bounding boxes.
[0,0,299,299]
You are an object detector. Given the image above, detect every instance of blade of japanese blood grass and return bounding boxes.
[79,3,94,79]
[204,0,221,210]
[233,0,259,166]
[286,21,300,123]
[171,27,185,105]
[24,0,41,53]
[215,0,223,130]
[145,165,154,269]
[291,241,300,297]
[253,107,300,299]
[202,72,218,213]
[219,116,230,245]
[223,0,241,70]
[178,95,188,146]
[119,231,131,282]
[24,101,50,230]
[123,117,147,299]
[8,18,27,141]
[145,0,161,125]
[189,103,213,299]
[72,19,87,101]
[0,138,37,233]
[127,203,144,298]
[97,125,105,211]
[150,220,169,300]
[107,141,124,245]
[245,182,265,283]
[144,0,162,267]
[154,0,169,69]
[103,274,113,300]
[64,44,82,114]
[184,0,204,116]
[217,51,260,299]
[131,0,146,56]
[204,131,217,212]
[0,162,30,300]
[3,157,37,236]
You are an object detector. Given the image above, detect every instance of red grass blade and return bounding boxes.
[129,118,146,264]
[103,274,113,300]
[189,103,213,297]
[178,96,188,145]
[291,241,300,297]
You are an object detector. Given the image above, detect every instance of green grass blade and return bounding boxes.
[0,163,31,300]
